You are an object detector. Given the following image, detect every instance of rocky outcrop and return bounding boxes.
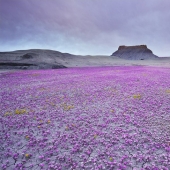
[111,45,158,60]
[0,50,68,70]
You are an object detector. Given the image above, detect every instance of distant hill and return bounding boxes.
[0,49,123,69]
[0,48,170,70]
[111,45,158,60]
[0,49,71,69]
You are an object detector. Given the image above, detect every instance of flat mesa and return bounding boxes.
[111,45,158,60]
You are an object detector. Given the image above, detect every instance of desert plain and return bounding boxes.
[1,45,170,170]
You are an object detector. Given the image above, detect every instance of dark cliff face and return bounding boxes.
[111,45,158,60]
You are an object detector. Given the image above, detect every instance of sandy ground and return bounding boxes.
[0,56,170,73]
[64,56,170,68]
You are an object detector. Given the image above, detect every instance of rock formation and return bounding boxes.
[1,47,169,70]
[111,45,158,60]
[0,50,68,70]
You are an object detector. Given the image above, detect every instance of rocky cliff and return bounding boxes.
[111,45,158,60]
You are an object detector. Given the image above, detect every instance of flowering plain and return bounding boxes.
[0,66,170,170]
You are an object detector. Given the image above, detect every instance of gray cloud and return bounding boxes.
[0,0,170,56]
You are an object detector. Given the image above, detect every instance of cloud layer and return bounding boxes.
[0,0,170,56]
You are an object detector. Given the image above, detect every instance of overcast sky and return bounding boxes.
[0,0,170,56]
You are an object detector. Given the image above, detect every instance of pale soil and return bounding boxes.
[0,57,170,74]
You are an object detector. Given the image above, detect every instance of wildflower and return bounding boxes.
[65,126,69,131]
[15,109,27,115]
[4,112,12,116]
[20,109,26,114]
[50,102,55,106]
[47,120,51,124]
[15,109,20,114]
[166,89,170,93]
[25,154,31,159]
[109,157,113,161]
[25,135,29,140]
[63,104,74,111]
[94,134,97,139]
[133,94,141,99]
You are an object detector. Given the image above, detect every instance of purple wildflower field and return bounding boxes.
[0,66,170,170]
